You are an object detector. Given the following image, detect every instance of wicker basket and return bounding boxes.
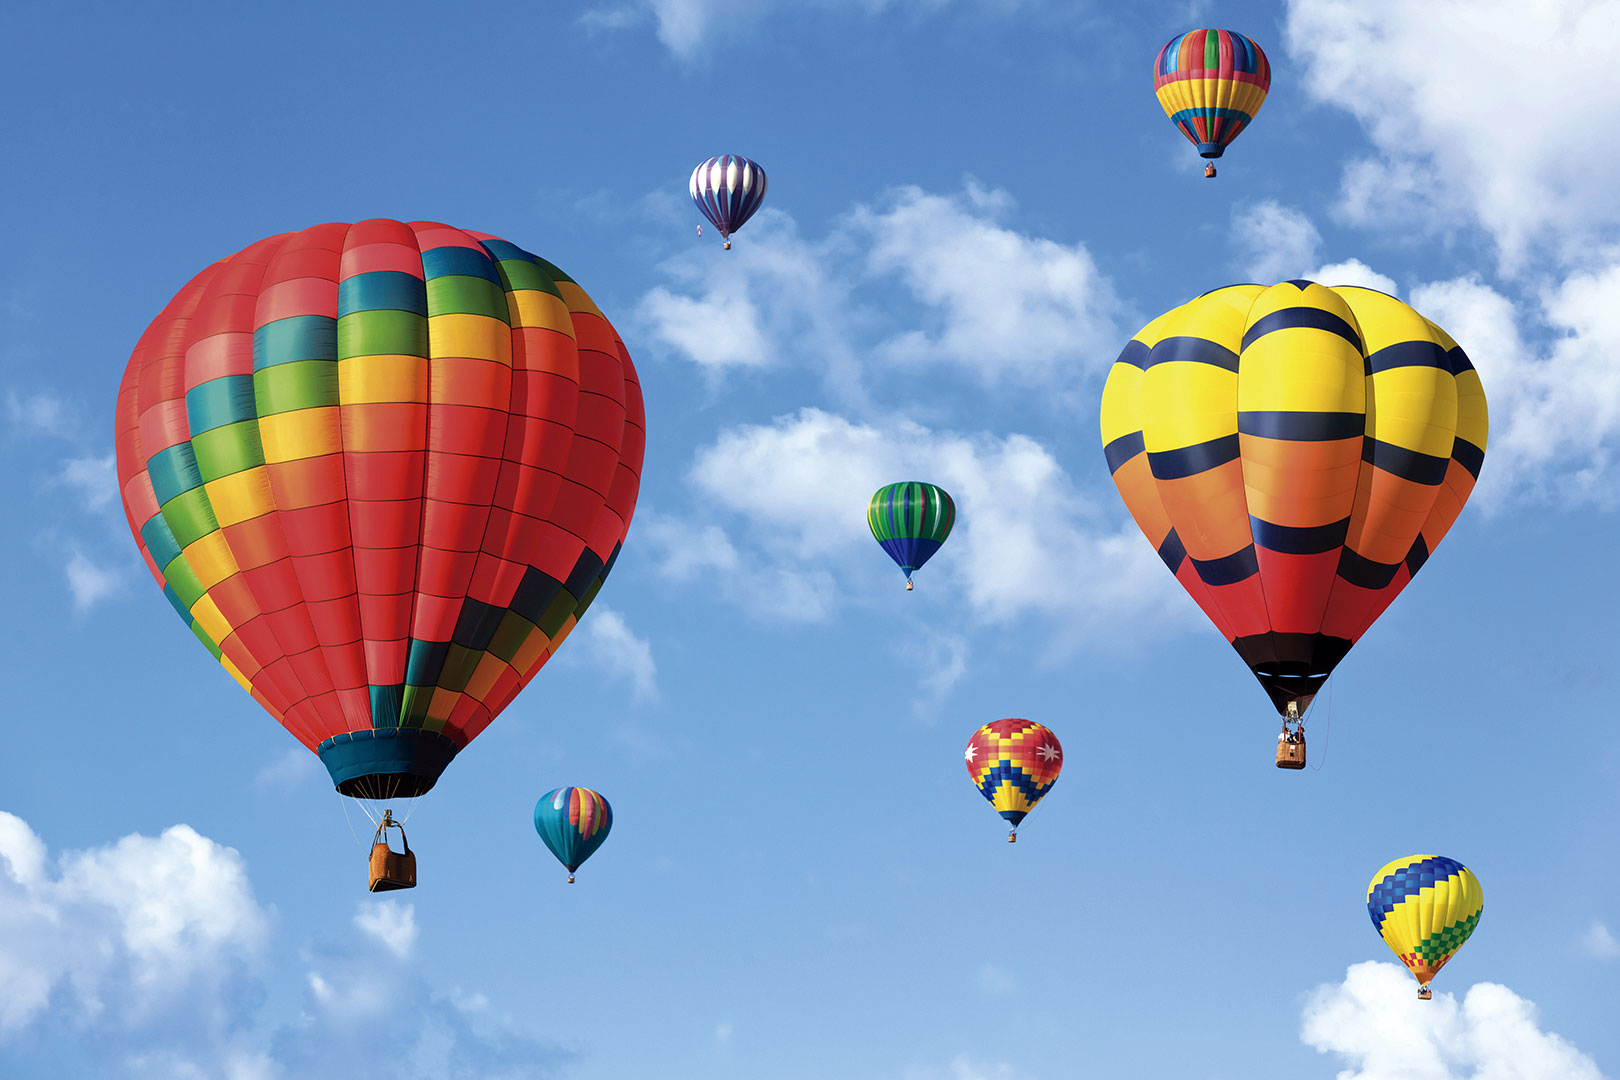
[368,816,417,892]
[1275,736,1307,770]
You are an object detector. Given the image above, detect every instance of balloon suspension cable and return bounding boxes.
[340,792,367,849]
[1308,677,1334,772]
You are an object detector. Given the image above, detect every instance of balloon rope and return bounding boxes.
[340,793,368,849]
[1309,677,1334,772]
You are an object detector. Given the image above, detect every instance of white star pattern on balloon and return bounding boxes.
[965,744,978,763]
[1038,743,1060,761]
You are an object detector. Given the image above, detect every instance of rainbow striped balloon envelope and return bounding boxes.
[965,719,1063,832]
[1153,29,1270,162]
[115,220,646,802]
[1100,281,1487,719]
[534,786,614,880]
[1367,854,1483,994]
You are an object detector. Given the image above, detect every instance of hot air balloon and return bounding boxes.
[1367,854,1483,999]
[868,482,955,590]
[115,220,646,888]
[965,719,1062,842]
[1153,29,1270,177]
[690,155,767,250]
[534,786,613,883]
[1099,282,1487,764]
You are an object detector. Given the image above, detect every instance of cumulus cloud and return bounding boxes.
[637,182,1120,399]
[0,812,267,1038]
[1582,921,1620,959]
[1231,202,1401,294]
[353,900,418,959]
[581,0,1033,62]
[4,390,75,439]
[1413,264,1620,505]
[854,183,1122,384]
[56,452,119,511]
[1285,0,1620,271]
[1301,961,1605,1080]
[65,548,122,609]
[650,408,1181,642]
[566,605,660,703]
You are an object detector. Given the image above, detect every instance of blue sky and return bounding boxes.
[2,1,1619,1077]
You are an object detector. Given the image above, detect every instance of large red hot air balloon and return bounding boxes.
[115,220,645,818]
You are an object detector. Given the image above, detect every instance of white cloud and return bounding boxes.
[1582,921,1620,959]
[1413,264,1620,505]
[1234,200,1323,282]
[581,0,1032,62]
[637,182,1120,398]
[568,606,660,704]
[354,900,418,959]
[4,390,74,439]
[655,408,1181,641]
[854,183,1122,385]
[66,547,122,609]
[253,747,325,790]
[1285,0,1620,271]
[0,812,267,1038]
[1313,258,1400,296]
[57,451,118,511]
[897,628,970,718]
[639,513,840,624]
[1301,961,1606,1080]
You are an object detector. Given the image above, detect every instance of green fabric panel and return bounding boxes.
[488,610,537,663]
[190,618,223,659]
[163,554,208,611]
[537,587,577,638]
[190,420,267,482]
[493,259,562,297]
[399,684,433,725]
[530,255,574,285]
[337,309,428,357]
[572,575,605,621]
[161,487,220,549]
[1412,909,1481,962]
[438,643,482,693]
[253,360,338,416]
[426,275,511,322]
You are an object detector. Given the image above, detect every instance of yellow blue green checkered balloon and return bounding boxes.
[1366,854,1482,995]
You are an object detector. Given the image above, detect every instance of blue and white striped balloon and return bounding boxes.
[690,155,767,250]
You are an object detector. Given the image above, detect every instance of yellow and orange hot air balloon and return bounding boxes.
[1099,282,1487,755]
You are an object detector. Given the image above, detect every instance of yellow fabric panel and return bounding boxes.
[1367,367,1459,458]
[427,686,462,722]
[1140,360,1237,452]
[1454,369,1489,451]
[428,313,513,365]
[259,407,341,463]
[220,653,253,694]
[465,652,510,701]
[1237,328,1365,416]
[508,290,576,337]
[512,628,552,674]
[189,594,235,647]
[1338,287,1421,354]
[204,466,275,527]
[1099,363,1143,448]
[180,530,241,591]
[338,354,428,404]
[555,281,604,320]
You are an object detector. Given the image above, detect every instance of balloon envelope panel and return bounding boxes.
[115,221,646,799]
[1366,854,1483,988]
[1099,282,1487,715]
[965,719,1063,827]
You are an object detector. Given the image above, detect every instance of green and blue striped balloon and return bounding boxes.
[867,482,955,589]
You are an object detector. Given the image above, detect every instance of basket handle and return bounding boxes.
[372,815,411,855]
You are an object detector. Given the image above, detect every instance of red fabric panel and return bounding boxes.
[1255,549,1341,634]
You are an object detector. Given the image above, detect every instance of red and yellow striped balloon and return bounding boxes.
[116,220,645,800]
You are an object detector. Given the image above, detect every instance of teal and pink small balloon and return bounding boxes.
[534,787,613,883]
[867,482,956,590]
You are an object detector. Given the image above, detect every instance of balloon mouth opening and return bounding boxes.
[1197,143,1224,159]
[319,729,461,799]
